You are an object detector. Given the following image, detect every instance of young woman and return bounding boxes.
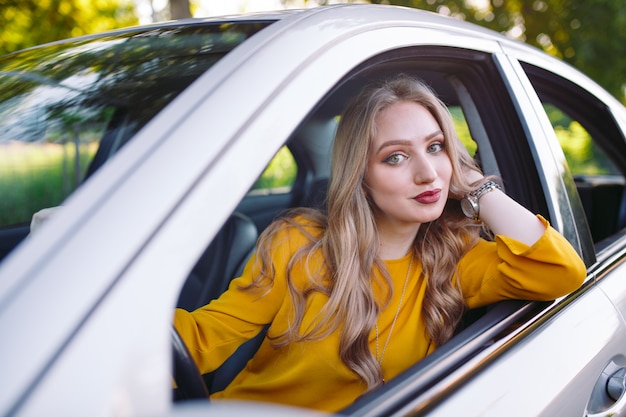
[174,75,586,412]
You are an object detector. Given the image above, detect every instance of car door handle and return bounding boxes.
[587,366,626,417]
[608,368,626,402]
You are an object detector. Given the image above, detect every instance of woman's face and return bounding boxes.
[364,100,452,231]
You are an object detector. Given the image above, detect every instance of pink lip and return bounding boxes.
[415,189,441,204]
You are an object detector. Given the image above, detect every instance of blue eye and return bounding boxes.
[384,153,407,165]
[428,142,445,153]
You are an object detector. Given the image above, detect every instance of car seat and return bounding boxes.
[175,211,266,395]
[176,211,258,311]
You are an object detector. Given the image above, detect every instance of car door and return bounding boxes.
[517,52,626,416]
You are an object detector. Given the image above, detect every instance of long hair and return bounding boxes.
[252,75,483,390]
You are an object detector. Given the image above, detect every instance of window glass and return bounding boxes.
[0,22,271,229]
[0,107,110,227]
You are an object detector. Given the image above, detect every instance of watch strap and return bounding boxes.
[468,180,502,200]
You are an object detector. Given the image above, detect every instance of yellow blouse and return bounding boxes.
[174,215,585,412]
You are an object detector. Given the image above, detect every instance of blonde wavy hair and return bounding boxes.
[252,75,484,390]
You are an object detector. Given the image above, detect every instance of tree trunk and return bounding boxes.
[169,0,191,19]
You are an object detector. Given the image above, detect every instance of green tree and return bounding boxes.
[368,0,625,103]
[0,0,138,56]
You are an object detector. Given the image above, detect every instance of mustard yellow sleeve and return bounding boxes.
[173,225,299,374]
[459,215,586,309]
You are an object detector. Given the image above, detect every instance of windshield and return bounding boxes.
[0,21,272,262]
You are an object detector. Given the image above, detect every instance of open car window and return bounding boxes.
[521,62,626,245]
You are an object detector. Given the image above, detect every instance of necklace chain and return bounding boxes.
[375,253,414,381]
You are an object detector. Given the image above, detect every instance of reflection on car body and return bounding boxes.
[1,4,626,417]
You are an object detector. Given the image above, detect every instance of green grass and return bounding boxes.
[0,142,97,226]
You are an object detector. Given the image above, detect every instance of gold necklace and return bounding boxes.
[375,253,413,383]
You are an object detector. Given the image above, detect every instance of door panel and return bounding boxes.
[425,286,625,416]
[598,245,626,322]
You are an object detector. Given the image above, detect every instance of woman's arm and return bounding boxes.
[464,172,545,246]
[458,173,586,307]
[477,187,546,246]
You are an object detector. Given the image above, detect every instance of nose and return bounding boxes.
[413,153,437,184]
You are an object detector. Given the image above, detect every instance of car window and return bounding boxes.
[0,22,273,262]
[0,106,112,228]
[172,44,593,412]
[0,22,270,230]
[544,104,620,177]
[522,63,626,243]
[172,67,482,399]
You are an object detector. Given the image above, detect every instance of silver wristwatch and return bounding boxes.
[460,180,502,221]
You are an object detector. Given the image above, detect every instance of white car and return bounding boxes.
[1,4,626,417]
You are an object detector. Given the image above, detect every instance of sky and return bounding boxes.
[134,0,317,23]
[134,0,489,24]
[195,0,289,16]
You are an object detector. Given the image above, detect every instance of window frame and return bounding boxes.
[325,45,581,415]
[521,61,626,247]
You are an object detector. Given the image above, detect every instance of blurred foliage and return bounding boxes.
[368,0,625,103]
[544,104,619,176]
[3,0,623,102]
[449,107,476,156]
[0,0,138,56]
[252,146,298,191]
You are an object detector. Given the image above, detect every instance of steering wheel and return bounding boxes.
[171,326,210,401]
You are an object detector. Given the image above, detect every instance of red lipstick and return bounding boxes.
[415,189,441,204]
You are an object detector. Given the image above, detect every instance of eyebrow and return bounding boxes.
[375,130,443,154]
